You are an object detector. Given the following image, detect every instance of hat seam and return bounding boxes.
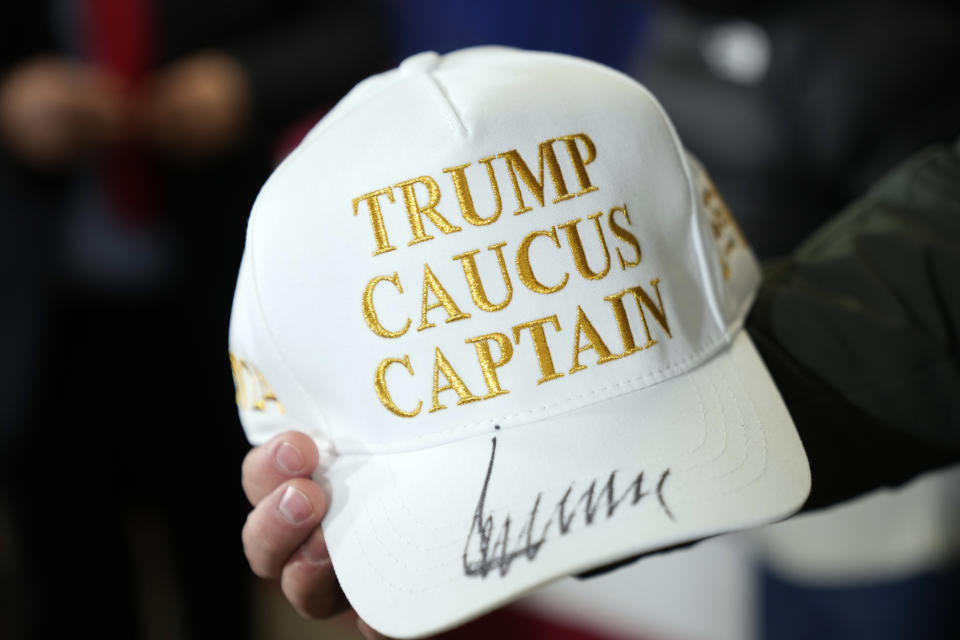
[247,182,333,436]
[702,351,769,497]
[684,154,729,337]
[671,359,730,484]
[335,329,738,456]
[676,339,769,501]
[566,55,732,344]
[689,367,710,453]
[730,353,770,493]
[425,70,469,138]
[351,341,774,568]
[355,505,463,592]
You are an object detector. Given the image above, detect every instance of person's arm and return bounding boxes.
[748,143,960,510]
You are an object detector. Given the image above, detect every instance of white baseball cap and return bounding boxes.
[229,46,810,638]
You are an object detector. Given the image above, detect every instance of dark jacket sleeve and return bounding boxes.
[746,143,960,510]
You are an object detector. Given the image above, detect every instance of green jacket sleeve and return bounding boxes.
[748,144,960,510]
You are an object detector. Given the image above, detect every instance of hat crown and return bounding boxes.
[230,47,759,453]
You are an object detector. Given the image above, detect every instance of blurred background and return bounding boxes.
[0,1,957,639]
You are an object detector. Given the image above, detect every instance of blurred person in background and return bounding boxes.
[636,1,960,638]
[637,0,960,259]
[0,1,385,639]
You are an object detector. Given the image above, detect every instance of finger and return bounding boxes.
[280,527,349,620]
[241,431,319,506]
[242,477,327,579]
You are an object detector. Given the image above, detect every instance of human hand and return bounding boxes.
[240,431,390,640]
[0,56,129,167]
[139,51,250,158]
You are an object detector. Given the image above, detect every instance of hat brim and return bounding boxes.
[319,330,810,638]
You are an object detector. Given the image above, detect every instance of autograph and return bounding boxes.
[462,427,674,579]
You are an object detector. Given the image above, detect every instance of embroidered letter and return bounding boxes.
[608,205,641,270]
[516,227,569,294]
[431,348,481,413]
[557,212,612,280]
[496,138,570,215]
[603,291,644,357]
[606,279,672,349]
[230,353,286,413]
[362,272,411,338]
[465,332,514,399]
[569,306,619,373]
[394,176,462,246]
[444,159,503,226]
[352,186,397,256]
[557,133,598,197]
[512,315,565,384]
[375,355,422,417]
[419,264,471,331]
[453,242,513,312]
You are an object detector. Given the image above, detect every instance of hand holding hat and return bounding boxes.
[0,57,130,167]
[241,431,388,639]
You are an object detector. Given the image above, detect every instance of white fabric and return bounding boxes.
[229,47,810,638]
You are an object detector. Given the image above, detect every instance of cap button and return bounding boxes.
[400,51,440,75]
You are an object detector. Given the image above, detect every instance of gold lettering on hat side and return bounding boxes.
[557,212,612,281]
[230,352,248,410]
[512,315,564,385]
[431,347,482,413]
[516,227,569,295]
[453,242,514,313]
[569,305,618,374]
[444,159,503,226]
[419,264,471,331]
[362,272,411,338]
[394,176,462,246]
[465,332,514,399]
[608,205,641,270]
[352,187,397,256]
[229,352,286,414]
[699,171,746,281]
[375,355,423,417]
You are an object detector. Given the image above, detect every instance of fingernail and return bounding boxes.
[278,486,312,524]
[275,442,305,474]
[300,529,330,564]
